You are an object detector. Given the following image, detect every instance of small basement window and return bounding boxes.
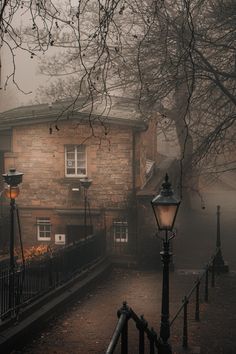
[37,218,51,241]
[113,221,128,243]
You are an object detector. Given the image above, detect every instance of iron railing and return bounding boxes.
[106,301,160,354]
[0,231,106,322]
[170,249,219,348]
[106,248,221,354]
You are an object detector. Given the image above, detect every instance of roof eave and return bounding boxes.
[0,111,148,131]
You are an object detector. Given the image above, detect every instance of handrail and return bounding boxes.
[129,308,159,347]
[170,248,219,348]
[106,301,159,354]
[106,250,220,353]
[106,312,129,354]
[170,248,218,326]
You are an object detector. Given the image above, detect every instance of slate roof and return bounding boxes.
[0,96,148,131]
[137,157,178,197]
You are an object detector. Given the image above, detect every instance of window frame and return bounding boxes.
[65,144,87,178]
[113,220,128,243]
[37,218,52,241]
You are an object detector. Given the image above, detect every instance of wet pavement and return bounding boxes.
[9,268,197,354]
[8,266,236,354]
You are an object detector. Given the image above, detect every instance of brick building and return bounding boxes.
[0,96,166,264]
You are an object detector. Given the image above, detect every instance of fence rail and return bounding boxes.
[170,248,219,348]
[106,301,159,354]
[106,248,221,353]
[0,231,106,322]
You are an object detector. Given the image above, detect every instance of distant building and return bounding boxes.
[0,96,176,265]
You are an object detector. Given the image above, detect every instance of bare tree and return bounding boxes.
[1,0,236,200]
[0,0,76,91]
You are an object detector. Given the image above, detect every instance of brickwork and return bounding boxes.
[3,119,156,249]
[5,122,134,209]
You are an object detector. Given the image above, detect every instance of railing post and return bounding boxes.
[121,320,128,354]
[211,257,215,288]
[117,302,130,354]
[204,268,209,303]
[147,327,157,354]
[48,255,53,288]
[136,315,147,354]
[15,269,21,308]
[195,279,200,321]
[139,328,145,354]
[182,296,188,348]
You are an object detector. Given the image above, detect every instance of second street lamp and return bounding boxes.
[2,168,23,310]
[151,173,181,354]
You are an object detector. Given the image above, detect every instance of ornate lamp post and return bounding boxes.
[80,177,92,238]
[2,168,23,309]
[151,174,181,354]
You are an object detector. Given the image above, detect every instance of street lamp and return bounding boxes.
[151,173,181,354]
[80,177,92,238]
[2,168,23,309]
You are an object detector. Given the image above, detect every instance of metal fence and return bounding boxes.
[105,249,222,354]
[0,231,106,321]
[106,301,160,354]
[170,249,219,349]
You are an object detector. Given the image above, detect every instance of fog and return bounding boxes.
[1,45,236,271]
[0,45,47,111]
[0,2,235,274]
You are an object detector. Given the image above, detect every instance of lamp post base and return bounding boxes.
[159,341,172,354]
[214,262,229,273]
[209,260,229,273]
[211,250,229,273]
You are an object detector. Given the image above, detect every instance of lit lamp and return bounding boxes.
[4,186,20,199]
[151,174,180,232]
[2,168,23,309]
[80,177,92,238]
[151,173,180,354]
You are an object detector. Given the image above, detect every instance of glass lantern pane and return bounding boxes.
[155,205,178,229]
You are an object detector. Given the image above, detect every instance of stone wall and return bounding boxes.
[2,121,132,246]
[3,118,157,251]
[5,121,134,208]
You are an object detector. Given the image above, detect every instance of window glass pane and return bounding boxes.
[77,168,86,175]
[77,145,85,152]
[37,218,51,240]
[67,168,76,175]
[113,221,128,242]
[67,160,75,168]
[77,161,86,168]
[77,158,85,163]
[65,145,86,177]
[67,151,75,158]
[66,146,75,153]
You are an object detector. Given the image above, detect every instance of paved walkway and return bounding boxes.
[8,267,236,354]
